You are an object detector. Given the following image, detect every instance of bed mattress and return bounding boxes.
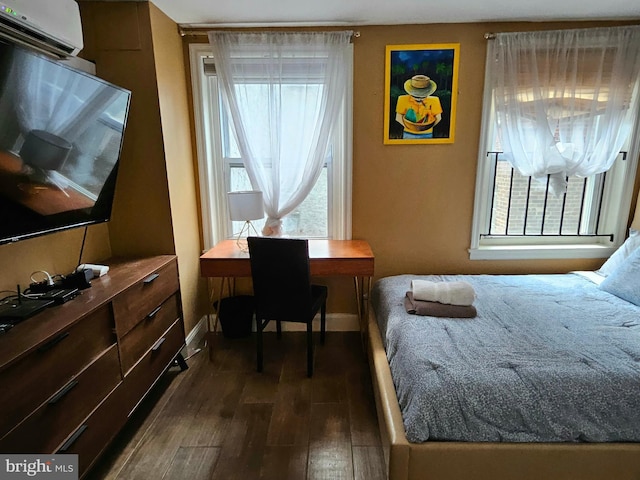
[371,273,640,443]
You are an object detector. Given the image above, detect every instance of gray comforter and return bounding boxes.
[371,273,640,443]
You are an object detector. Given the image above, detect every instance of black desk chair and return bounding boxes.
[247,236,328,377]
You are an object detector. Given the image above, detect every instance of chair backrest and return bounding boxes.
[247,236,313,322]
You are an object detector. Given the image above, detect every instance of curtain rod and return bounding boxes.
[484,32,496,40]
[178,27,360,39]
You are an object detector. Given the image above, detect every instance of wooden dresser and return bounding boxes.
[0,255,186,478]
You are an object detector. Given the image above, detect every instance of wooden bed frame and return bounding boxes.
[366,308,640,480]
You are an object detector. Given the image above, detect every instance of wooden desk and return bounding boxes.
[200,239,374,345]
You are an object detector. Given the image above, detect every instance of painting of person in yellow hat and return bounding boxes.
[395,74,442,139]
[384,43,459,144]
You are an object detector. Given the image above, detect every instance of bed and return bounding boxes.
[367,267,640,480]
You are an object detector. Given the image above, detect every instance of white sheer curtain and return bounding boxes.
[490,25,640,195]
[208,31,351,236]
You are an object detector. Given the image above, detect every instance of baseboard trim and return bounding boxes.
[186,312,359,349]
[262,313,359,332]
[185,316,209,350]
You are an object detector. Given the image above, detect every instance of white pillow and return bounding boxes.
[597,228,640,277]
[599,247,640,306]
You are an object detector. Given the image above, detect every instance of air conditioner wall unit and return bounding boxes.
[0,0,83,57]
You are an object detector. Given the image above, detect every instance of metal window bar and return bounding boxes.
[577,176,587,235]
[558,181,568,234]
[506,167,514,235]
[540,175,550,235]
[481,151,622,241]
[523,176,532,234]
[595,171,607,234]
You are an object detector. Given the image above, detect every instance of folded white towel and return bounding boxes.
[411,279,476,306]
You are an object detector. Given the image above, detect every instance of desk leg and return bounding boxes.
[205,277,216,361]
[353,276,372,351]
[207,277,229,361]
[363,275,371,323]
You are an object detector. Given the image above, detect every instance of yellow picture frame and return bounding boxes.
[384,43,460,145]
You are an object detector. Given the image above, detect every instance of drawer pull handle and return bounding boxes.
[151,337,166,352]
[143,273,160,285]
[147,306,162,319]
[48,380,79,405]
[38,332,70,353]
[58,424,88,452]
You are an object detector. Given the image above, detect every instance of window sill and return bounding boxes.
[469,243,616,261]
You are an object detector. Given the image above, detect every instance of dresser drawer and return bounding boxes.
[63,320,184,479]
[0,344,121,453]
[112,260,179,337]
[58,381,131,479]
[0,306,115,438]
[124,318,184,411]
[119,293,181,376]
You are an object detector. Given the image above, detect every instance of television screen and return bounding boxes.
[0,40,131,245]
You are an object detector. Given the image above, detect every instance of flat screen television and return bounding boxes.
[0,39,131,245]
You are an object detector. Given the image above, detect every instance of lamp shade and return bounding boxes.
[228,191,264,221]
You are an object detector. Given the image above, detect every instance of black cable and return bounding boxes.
[77,226,88,268]
[0,291,18,303]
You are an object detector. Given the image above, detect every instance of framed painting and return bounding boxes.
[384,43,460,145]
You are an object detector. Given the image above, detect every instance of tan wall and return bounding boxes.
[149,3,208,334]
[81,1,208,333]
[1,6,638,323]
[0,2,206,331]
[80,1,207,333]
[0,225,111,293]
[352,21,640,280]
[0,2,206,333]
[632,195,640,231]
[81,2,175,258]
[184,19,639,314]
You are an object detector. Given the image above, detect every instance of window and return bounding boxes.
[470,28,640,260]
[189,43,353,249]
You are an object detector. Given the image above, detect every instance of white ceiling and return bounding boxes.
[149,0,640,27]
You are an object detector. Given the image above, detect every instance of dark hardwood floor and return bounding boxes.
[87,331,387,480]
